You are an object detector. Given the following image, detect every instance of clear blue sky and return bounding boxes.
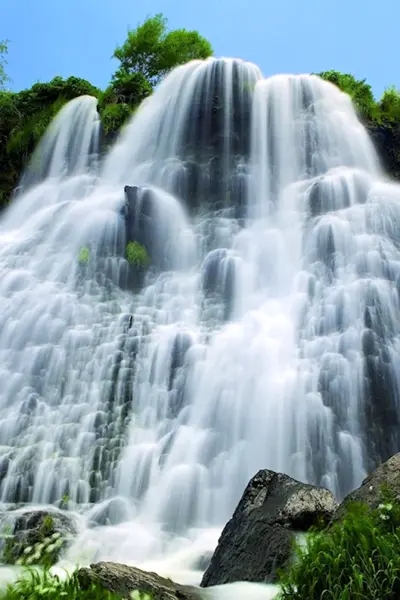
[1,0,398,99]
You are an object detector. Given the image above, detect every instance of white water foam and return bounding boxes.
[1,59,400,597]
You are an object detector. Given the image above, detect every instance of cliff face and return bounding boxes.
[368,122,400,180]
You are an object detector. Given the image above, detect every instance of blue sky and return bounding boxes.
[1,0,398,99]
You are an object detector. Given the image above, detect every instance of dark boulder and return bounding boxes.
[332,452,400,522]
[77,561,201,600]
[201,469,338,586]
[367,121,400,181]
[1,508,78,566]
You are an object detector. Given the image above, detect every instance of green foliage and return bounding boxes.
[0,40,9,89]
[7,96,67,160]
[0,568,124,600]
[99,103,132,135]
[126,241,149,267]
[0,15,213,205]
[113,14,213,86]
[379,86,400,126]
[78,247,90,265]
[101,70,152,109]
[0,76,101,205]
[3,516,65,569]
[278,495,400,600]
[318,70,379,120]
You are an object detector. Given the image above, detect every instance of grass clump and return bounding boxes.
[0,567,154,600]
[278,495,400,600]
[0,568,123,599]
[126,241,149,267]
[78,247,90,265]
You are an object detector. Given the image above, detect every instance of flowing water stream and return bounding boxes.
[1,58,400,597]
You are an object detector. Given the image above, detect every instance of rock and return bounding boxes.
[1,508,78,566]
[77,561,201,600]
[367,121,400,181]
[332,452,400,522]
[201,469,338,586]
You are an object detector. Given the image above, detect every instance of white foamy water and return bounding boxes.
[1,58,400,597]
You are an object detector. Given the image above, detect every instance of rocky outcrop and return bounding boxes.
[77,562,201,600]
[201,469,338,587]
[1,508,77,566]
[332,452,400,522]
[368,122,400,181]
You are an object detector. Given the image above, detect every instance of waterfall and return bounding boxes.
[1,57,400,580]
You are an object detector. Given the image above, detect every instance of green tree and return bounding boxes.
[113,14,213,86]
[0,39,9,89]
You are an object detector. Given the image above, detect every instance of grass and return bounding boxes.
[278,493,400,600]
[0,568,153,600]
[0,569,120,600]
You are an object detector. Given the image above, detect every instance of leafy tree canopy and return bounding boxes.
[113,14,213,86]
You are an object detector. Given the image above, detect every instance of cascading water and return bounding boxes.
[1,57,400,594]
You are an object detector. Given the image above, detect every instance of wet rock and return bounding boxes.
[332,452,400,522]
[77,561,201,600]
[201,469,338,586]
[1,508,78,566]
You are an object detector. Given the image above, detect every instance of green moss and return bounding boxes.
[126,241,149,267]
[78,247,90,265]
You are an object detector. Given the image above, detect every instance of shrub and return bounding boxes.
[379,86,400,126]
[278,495,400,600]
[99,103,132,136]
[126,241,149,267]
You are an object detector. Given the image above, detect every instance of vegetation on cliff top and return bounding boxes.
[0,15,213,206]
[2,18,400,208]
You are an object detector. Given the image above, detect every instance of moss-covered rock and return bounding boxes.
[1,508,78,567]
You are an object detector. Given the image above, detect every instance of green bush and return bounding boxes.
[126,241,149,267]
[100,71,152,110]
[99,103,132,136]
[278,496,400,600]
[379,86,400,126]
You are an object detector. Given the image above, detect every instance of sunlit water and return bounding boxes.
[1,58,400,597]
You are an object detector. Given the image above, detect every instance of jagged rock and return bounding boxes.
[1,508,78,566]
[332,452,400,522]
[368,122,400,181]
[77,561,201,600]
[201,469,338,586]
